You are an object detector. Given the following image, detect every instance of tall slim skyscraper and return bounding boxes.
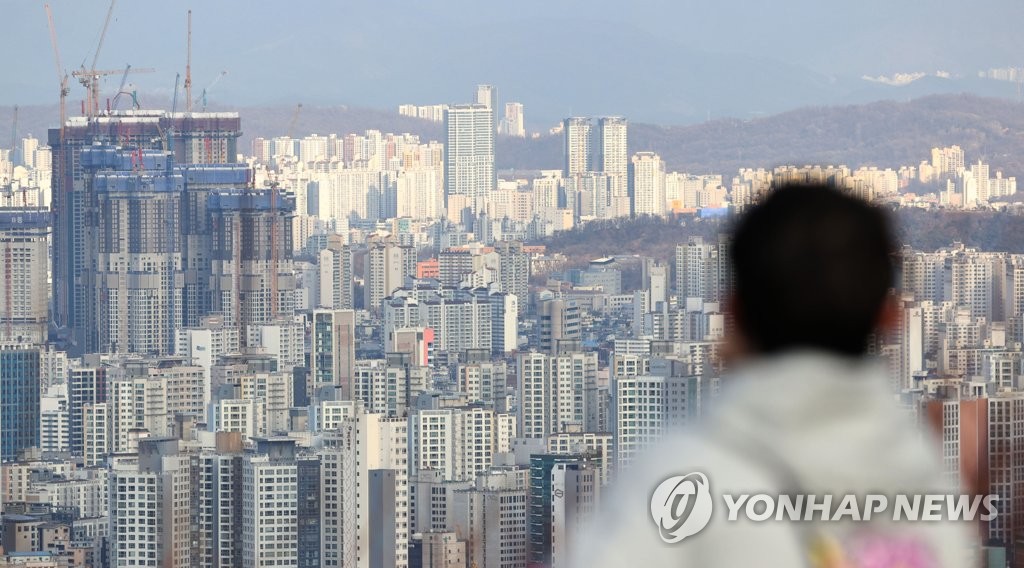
[243,440,300,567]
[68,361,107,457]
[594,117,628,176]
[318,234,354,310]
[475,85,498,129]
[495,240,530,315]
[444,104,495,217]
[563,118,593,177]
[310,309,357,401]
[0,209,49,345]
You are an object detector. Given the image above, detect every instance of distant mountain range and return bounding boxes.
[5,93,1024,178]
[7,1,1024,126]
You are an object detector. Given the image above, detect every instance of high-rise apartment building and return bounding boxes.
[563,118,592,177]
[449,478,528,568]
[496,240,530,315]
[518,350,598,439]
[364,235,417,311]
[444,104,495,217]
[242,440,300,568]
[537,298,582,354]
[84,148,185,355]
[68,360,107,457]
[179,163,253,327]
[675,236,730,303]
[594,117,628,177]
[550,461,602,568]
[50,111,242,355]
[528,453,592,566]
[318,234,354,309]
[629,152,666,217]
[409,407,513,482]
[931,145,965,178]
[208,188,297,342]
[0,209,49,345]
[502,102,525,138]
[0,344,41,461]
[563,116,630,219]
[110,438,193,568]
[612,369,701,469]
[384,287,499,354]
[310,309,357,400]
[320,408,410,568]
[475,85,499,129]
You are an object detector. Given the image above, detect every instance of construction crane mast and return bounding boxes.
[287,103,303,139]
[185,10,193,113]
[110,64,135,110]
[75,0,116,117]
[72,68,155,116]
[195,70,228,111]
[44,4,68,140]
[269,183,279,320]
[8,106,17,166]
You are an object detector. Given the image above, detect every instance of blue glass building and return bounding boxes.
[0,346,40,461]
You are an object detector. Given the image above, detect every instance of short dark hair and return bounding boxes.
[729,183,896,356]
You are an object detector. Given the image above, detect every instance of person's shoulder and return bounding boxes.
[616,430,784,499]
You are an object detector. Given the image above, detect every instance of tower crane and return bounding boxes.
[287,103,303,139]
[73,0,116,117]
[185,10,193,113]
[195,71,228,111]
[44,4,68,141]
[71,67,155,116]
[110,64,140,110]
[8,106,17,166]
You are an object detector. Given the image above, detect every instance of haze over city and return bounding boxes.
[3,2,1024,568]
[4,0,1024,123]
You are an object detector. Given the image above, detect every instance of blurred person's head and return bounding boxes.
[728,183,896,358]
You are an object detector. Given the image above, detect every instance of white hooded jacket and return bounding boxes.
[569,351,978,568]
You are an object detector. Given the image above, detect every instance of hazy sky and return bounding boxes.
[4,0,1023,125]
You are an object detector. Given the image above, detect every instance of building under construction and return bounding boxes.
[208,188,297,346]
[50,108,244,354]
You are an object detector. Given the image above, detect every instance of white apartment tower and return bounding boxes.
[365,236,417,311]
[563,118,592,177]
[594,117,628,176]
[612,373,700,469]
[518,351,598,439]
[242,444,299,568]
[444,104,496,216]
[629,151,666,217]
[503,102,526,138]
[320,408,410,568]
[109,439,192,568]
[475,84,499,128]
[318,234,354,310]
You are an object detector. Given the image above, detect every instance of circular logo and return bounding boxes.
[650,472,713,544]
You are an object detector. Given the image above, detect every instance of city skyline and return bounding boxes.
[4,3,1024,567]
